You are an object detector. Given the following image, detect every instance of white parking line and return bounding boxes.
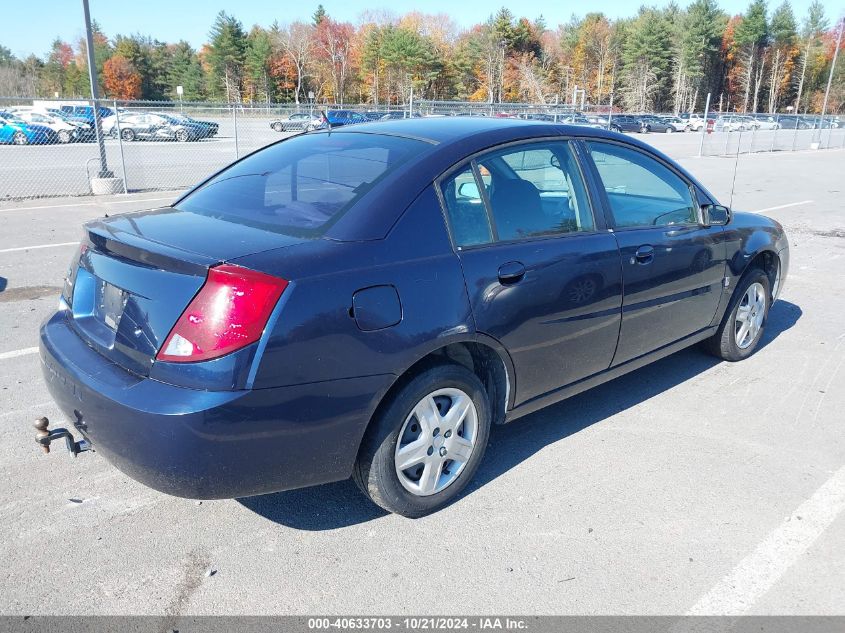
[750,200,814,214]
[0,195,176,213]
[687,463,845,615]
[0,347,38,361]
[0,242,78,254]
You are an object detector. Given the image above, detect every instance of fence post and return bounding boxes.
[791,120,799,151]
[232,103,239,160]
[113,99,128,194]
[749,120,756,154]
[723,125,730,156]
[770,114,778,152]
[698,92,710,157]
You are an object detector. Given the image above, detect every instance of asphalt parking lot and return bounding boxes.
[0,144,843,615]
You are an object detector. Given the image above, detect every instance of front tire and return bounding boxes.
[353,364,491,517]
[272,122,283,132]
[175,129,189,142]
[58,129,71,144]
[121,128,136,142]
[705,268,771,361]
[13,131,28,145]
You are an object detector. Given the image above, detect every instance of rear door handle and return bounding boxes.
[633,245,655,265]
[498,261,526,284]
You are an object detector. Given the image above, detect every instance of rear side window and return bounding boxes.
[440,141,593,247]
[176,133,428,237]
[586,141,697,228]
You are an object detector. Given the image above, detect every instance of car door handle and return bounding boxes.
[498,261,526,284]
[633,245,655,265]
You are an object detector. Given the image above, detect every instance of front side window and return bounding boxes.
[176,132,428,236]
[440,141,594,247]
[586,141,697,228]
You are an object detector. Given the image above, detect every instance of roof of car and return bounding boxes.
[323,116,625,146]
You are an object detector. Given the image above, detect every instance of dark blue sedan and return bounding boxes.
[36,118,789,517]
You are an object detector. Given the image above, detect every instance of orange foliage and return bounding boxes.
[102,55,141,100]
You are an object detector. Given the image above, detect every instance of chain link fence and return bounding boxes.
[0,97,842,201]
[698,112,845,157]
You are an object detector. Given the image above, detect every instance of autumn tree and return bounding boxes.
[274,21,314,105]
[102,55,142,99]
[794,0,828,111]
[734,0,768,112]
[767,1,798,112]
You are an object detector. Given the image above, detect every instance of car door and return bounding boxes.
[582,140,727,365]
[438,139,623,405]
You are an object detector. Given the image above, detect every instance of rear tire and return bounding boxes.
[58,130,71,144]
[704,268,771,361]
[13,131,28,145]
[175,129,189,142]
[353,364,491,518]
[121,128,136,142]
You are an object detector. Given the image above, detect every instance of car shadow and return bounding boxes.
[237,300,802,530]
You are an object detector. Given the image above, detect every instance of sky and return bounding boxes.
[2,0,833,60]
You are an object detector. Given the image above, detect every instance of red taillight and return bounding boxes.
[157,264,288,363]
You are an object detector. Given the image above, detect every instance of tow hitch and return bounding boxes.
[34,417,91,457]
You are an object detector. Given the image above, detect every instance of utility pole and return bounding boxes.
[82,0,111,178]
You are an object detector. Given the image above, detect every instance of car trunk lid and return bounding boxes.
[66,207,307,376]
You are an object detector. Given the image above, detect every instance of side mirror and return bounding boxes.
[702,204,731,226]
[458,182,480,199]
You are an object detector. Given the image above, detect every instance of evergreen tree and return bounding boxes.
[167,41,205,100]
[313,5,328,26]
[206,11,247,101]
[245,27,273,103]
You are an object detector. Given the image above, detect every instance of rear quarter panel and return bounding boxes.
[233,185,476,389]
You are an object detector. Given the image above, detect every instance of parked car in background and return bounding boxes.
[585,114,610,126]
[607,115,645,133]
[639,115,674,133]
[152,113,219,140]
[36,118,789,517]
[309,110,369,130]
[43,108,95,139]
[559,114,603,128]
[379,110,420,120]
[112,112,179,142]
[680,113,707,131]
[270,112,318,132]
[661,116,690,132]
[751,115,782,130]
[0,113,59,145]
[58,104,115,127]
[775,115,811,130]
[8,108,81,143]
[714,115,760,132]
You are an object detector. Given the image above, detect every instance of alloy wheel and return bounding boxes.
[394,388,479,497]
[735,282,766,349]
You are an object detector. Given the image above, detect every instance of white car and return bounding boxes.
[714,115,760,132]
[662,116,690,132]
[751,115,781,130]
[9,108,81,143]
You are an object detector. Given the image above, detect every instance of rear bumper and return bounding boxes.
[40,311,393,499]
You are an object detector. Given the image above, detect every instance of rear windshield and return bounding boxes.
[175,132,428,237]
